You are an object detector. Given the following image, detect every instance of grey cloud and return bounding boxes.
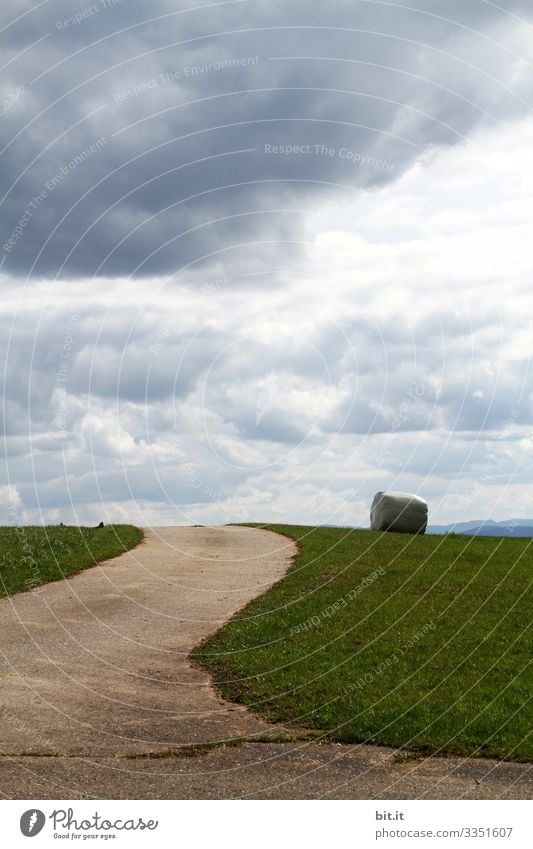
[2,292,532,444]
[21,465,228,511]
[364,426,533,483]
[70,329,226,401]
[2,0,532,279]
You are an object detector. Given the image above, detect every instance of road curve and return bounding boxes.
[0,525,531,799]
[0,525,297,758]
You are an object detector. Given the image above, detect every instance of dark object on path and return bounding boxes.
[370,491,428,534]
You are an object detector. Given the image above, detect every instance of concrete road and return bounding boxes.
[1,742,531,799]
[0,525,531,799]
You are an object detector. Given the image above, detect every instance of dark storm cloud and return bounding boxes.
[1,0,532,279]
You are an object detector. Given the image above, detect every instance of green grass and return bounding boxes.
[0,524,143,597]
[193,525,532,761]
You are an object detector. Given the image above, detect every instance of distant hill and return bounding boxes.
[427,519,533,537]
[322,519,533,537]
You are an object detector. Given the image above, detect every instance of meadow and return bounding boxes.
[193,525,532,760]
[0,524,142,597]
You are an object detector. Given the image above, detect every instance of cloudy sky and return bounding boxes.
[1,0,532,527]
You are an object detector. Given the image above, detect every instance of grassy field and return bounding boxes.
[193,525,532,761]
[0,524,143,597]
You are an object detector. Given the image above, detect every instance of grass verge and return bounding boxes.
[193,524,532,761]
[0,524,143,597]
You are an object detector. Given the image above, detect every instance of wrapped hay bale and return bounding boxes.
[370,491,428,534]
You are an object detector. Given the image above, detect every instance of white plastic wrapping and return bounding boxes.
[370,491,428,534]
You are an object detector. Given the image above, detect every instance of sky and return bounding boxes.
[1,0,532,527]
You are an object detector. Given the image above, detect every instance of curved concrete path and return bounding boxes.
[0,526,296,756]
[0,526,531,799]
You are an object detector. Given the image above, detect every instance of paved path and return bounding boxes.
[0,526,531,799]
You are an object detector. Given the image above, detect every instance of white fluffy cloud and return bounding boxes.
[0,485,23,512]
